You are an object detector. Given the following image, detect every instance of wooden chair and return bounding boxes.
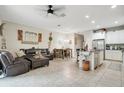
[65,48,72,58]
[53,49,64,59]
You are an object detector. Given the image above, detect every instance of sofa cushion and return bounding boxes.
[34,54,45,59]
[25,49,36,55]
[2,52,15,64]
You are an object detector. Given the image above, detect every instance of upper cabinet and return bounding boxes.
[92,31,105,40]
[106,30,124,44]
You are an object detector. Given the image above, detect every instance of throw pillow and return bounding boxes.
[16,50,25,57]
[34,52,45,59]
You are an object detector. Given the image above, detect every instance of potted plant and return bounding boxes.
[48,32,53,49]
[0,23,7,49]
[0,23,5,36]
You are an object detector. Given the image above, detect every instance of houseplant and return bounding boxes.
[0,23,5,36]
[0,23,6,49]
[48,32,53,49]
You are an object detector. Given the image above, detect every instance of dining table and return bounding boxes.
[53,48,72,59]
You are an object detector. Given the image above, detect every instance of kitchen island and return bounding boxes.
[78,50,103,71]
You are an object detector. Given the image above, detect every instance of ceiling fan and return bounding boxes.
[41,5,66,17]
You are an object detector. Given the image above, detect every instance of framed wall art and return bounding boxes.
[38,33,42,42]
[18,30,23,41]
[22,31,38,44]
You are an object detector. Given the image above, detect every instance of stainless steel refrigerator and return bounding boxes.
[92,39,105,50]
[92,39,105,68]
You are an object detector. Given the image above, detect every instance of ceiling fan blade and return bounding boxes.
[54,8,65,12]
[53,5,65,11]
[53,10,66,17]
[53,12,59,16]
[59,13,66,17]
[53,12,66,17]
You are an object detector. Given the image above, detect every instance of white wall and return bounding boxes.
[2,21,75,55]
[82,30,93,50]
[52,32,74,49]
[74,33,84,49]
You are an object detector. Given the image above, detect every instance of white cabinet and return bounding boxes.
[105,50,122,61]
[106,30,124,44]
[92,32,105,40]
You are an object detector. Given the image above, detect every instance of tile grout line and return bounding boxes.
[95,61,112,86]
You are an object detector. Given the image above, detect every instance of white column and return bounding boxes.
[90,52,95,71]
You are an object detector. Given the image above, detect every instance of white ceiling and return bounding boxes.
[0,5,124,33]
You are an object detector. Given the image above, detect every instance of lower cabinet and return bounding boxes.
[105,50,122,61]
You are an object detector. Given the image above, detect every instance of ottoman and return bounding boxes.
[25,57,49,69]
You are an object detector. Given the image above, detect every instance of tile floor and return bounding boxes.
[0,58,123,87]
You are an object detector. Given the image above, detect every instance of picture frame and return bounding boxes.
[18,30,23,41]
[38,33,42,42]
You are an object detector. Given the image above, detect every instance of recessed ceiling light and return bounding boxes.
[114,21,118,24]
[111,5,117,8]
[85,15,90,19]
[91,20,95,24]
